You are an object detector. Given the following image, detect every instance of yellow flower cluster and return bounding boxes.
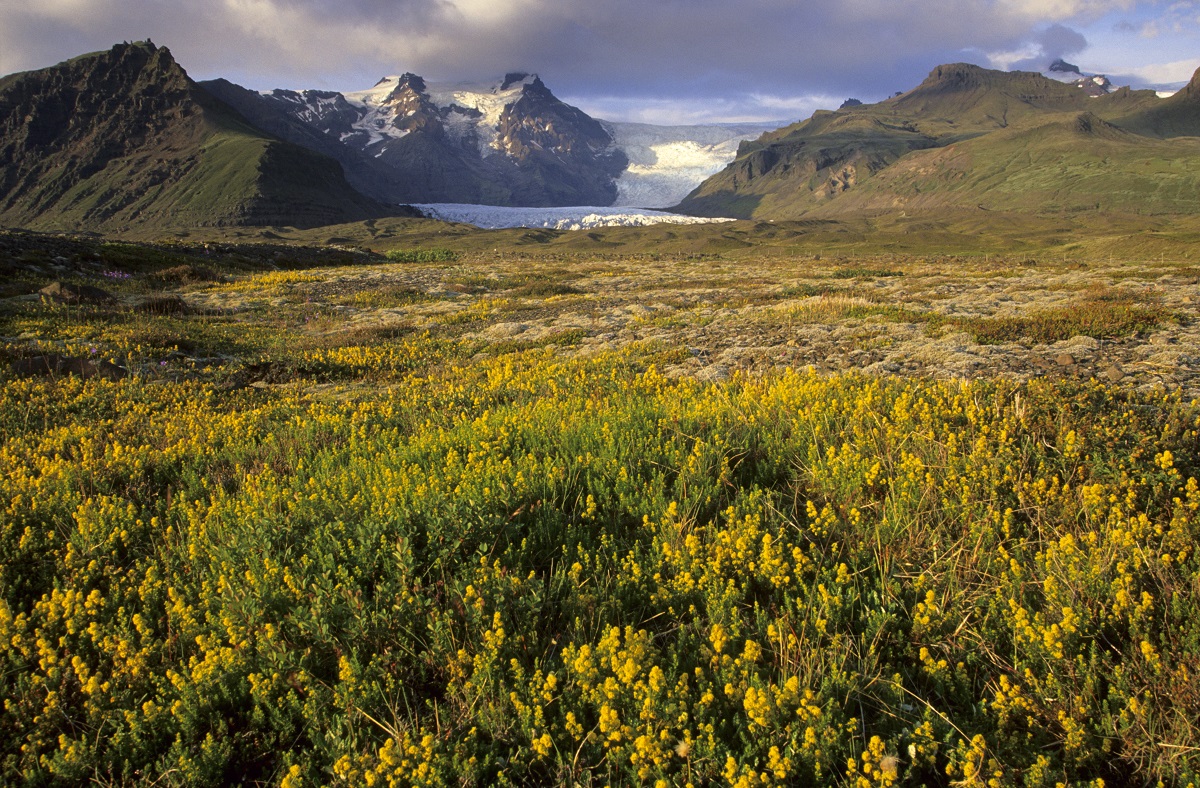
[3,342,1200,785]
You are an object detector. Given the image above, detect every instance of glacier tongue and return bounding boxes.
[603,121,783,208]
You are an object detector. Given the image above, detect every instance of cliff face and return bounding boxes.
[0,42,399,230]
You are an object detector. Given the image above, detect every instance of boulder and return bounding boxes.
[11,353,128,380]
[39,281,114,305]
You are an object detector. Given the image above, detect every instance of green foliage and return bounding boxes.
[829,266,905,279]
[942,299,1173,344]
[507,281,582,297]
[3,343,1200,786]
[3,232,1200,786]
[384,248,460,263]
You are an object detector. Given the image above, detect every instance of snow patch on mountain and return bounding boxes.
[603,121,782,208]
[345,74,540,156]
[411,203,734,230]
[1042,59,1117,97]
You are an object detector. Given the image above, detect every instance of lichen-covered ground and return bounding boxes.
[163,252,1200,396]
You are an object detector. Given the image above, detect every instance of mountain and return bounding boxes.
[208,73,784,209]
[1044,58,1116,97]
[675,62,1198,220]
[229,73,630,207]
[1114,68,1200,139]
[0,42,399,231]
[811,111,1200,216]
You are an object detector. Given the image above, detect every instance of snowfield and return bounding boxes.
[410,203,735,230]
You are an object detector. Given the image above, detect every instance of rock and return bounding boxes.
[695,365,730,383]
[133,295,191,315]
[1103,364,1125,382]
[39,281,114,305]
[1060,336,1100,353]
[485,322,528,339]
[1055,353,1075,366]
[11,354,127,380]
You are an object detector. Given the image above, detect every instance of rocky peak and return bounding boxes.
[1,40,394,228]
[1,41,197,160]
[501,72,532,90]
[1184,66,1200,101]
[923,63,993,89]
[387,73,427,99]
[1049,58,1081,74]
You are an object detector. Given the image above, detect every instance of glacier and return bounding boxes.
[410,203,735,230]
[603,121,784,208]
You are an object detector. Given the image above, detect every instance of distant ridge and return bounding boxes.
[0,42,402,231]
[676,62,1200,220]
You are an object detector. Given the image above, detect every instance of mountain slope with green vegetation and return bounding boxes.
[676,62,1199,220]
[825,111,1200,216]
[0,42,400,231]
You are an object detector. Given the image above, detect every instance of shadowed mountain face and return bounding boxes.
[0,42,400,231]
[207,72,630,207]
[676,63,1200,220]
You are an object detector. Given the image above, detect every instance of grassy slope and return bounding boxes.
[809,112,1200,217]
[109,208,1200,268]
[675,64,1186,221]
[0,43,393,232]
[19,108,395,233]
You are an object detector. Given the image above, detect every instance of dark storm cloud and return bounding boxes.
[1008,23,1089,71]
[0,0,1148,121]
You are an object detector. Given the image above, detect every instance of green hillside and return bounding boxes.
[676,63,1195,221]
[0,43,398,231]
[810,112,1200,217]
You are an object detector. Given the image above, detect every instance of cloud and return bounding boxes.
[0,0,1175,122]
[1124,56,1200,84]
[571,92,845,126]
[1000,22,1089,71]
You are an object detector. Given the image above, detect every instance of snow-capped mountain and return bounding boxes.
[603,121,784,208]
[1043,59,1117,97]
[208,72,784,210]
[252,73,628,207]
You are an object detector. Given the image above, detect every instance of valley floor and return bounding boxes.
[164,249,1200,397]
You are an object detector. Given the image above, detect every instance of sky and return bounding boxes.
[0,0,1197,125]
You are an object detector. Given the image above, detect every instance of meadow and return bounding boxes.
[2,227,1199,786]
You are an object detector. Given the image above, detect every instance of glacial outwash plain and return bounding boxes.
[3,41,1200,787]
